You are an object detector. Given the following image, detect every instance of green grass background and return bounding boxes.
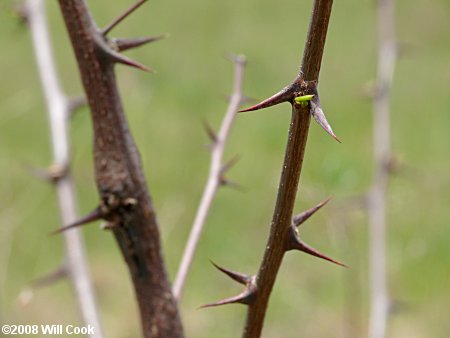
[0,0,449,337]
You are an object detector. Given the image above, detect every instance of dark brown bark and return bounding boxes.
[57,1,183,337]
[243,1,334,337]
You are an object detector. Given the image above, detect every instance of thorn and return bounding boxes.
[210,261,251,285]
[18,265,67,307]
[309,99,341,143]
[221,155,241,174]
[200,288,255,308]
[220,177,245,191]
[113,34,168,52]
[109,49,153,72]
[290,236,348,268]
[31,265,68,288]
[292,196,332,227]
[202,119,217,143]
[239,84,295,113]
[49,207,104,235]
[102,0,149,36]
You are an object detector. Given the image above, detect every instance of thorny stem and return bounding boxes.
[57,0,183,337]
[26,0,103,336]
[243,1,334,337]
[173,55,246,301]
[368,0,396,337]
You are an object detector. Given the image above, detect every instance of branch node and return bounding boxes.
[201,262,257,308]
[27,163,68,183]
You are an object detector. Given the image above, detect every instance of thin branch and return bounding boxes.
[173,55,247,301]
[368,0,396,338]
[102,0,148,36]
[241,1,336,337]
[26,0,103,336]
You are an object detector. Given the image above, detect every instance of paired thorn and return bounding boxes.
[309,98,341,143]
[239,84,295,113]
[288,229,348,267]
[201,262,257,308]
[221,155,241,174]
[108,48,153,72]
[113,34,168,52]
[49,207,104,235]
[287,198,347,268]
[200,288,255,308]
[18,265,67,307]
[210,261,251,285]
[293,196,332,227]
[102,0,148,36]
[202,119,217,144]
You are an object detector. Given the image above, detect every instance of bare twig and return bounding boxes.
[173,55,246,301]
[368,0,396,338]
[237,1,338,337]
[26,0,103,336]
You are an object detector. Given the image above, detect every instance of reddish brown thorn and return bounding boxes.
[102,0,149,36]
[239,84,295,113]
[200,288,255,308]
[49,207,103,235]
[310,99,341,143]
[108,49,153,72]
[293,196,332,227]
[291,237,348,268]
[114,34,168,52]
[202,119,217,144]
[210,261,251,285]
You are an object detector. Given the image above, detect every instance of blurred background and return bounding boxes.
[0,0,449,337]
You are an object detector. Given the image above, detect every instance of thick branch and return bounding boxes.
[243,1,334,337]
[57,1,183,337]
[27,0,103,336]
[173,55,246,301]
[368,0,396,337]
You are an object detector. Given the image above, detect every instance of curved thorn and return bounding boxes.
[310,100,341,143]
[114,34,168,52]
[292,238,348,268]
[49,207,103,235]
[210,261,250,285]
[293,196,332,227]
[102,0,149,36]
[239,85,295,113]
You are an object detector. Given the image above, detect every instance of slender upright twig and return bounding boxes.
[368,0,396,337]
[204,1,341,337]
[26,0,103,336]
[173,55,246,301]
[56,1,183,336]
